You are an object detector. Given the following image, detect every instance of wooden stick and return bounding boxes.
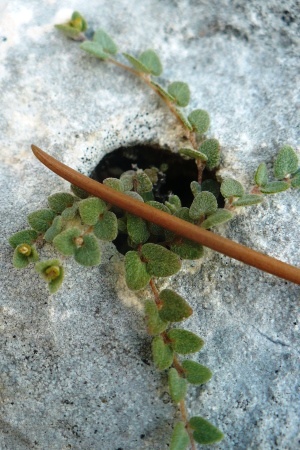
[31,145,300,285]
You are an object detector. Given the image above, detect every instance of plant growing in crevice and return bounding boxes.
[8,11,300,449]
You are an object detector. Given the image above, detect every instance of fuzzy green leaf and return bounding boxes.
[70,184,89,199]
[190,181,202,197]
[93,211,118,241]
[48,193,74,214]
[260,181,290,194]
[55,24,83,40]
[144,300,169,335]
[274,145,298,179]
[141,244,181,277]
[151,81,175,101]
[13,245,38,268]
[179,147,208,161]
[181,360,212,384]
[9,229,38,248]
[170,422,190,450]
[291,171,300,188]
[199,139,220,170]
[134,171,153,193]
[189,417,224,445]
[74,234,101,266]
[53,227,81,255]
[125,251,151,290]
[232,194,263,207]
[61,203,79,220]
[189,192,218,220]
[139,49,163,76]
[146,201,171,235]
[188,110,210,134]
[201,179,220,198]
[170,238,204,260]
[167,329,204,354]
[103,178,124,192]
[35,259,64,293]
[201,209,233,229]
[175,108,193,130]
[158,289,192,322]
[44,216,63,243]
[168,82,190,107]
[80,41,110,60]
[165,208,193,242]
[123,53,151,73]
[120,170,135,191]
[27,209,56,233]
[168,369,188,403]
[127,214,150,244]
[220,178,244,198]
[78,197,106,225]
[152,336,174,370]
[93,29,118,54]
[165,195,182,212]
[124,191,144,202]
[254,162,268,187]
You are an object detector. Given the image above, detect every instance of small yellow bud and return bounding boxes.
[44,265,61,281]
[17,243,32,256]
[74,236,84,247]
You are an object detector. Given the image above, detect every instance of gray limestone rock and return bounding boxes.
[0,1,299,449]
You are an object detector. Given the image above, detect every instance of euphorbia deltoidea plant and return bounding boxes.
[9,11,300,449]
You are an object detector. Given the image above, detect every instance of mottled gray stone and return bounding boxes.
[0,1,299,449]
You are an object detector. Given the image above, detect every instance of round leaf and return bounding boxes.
[141,244,181,277]
[79,197,106,225]
[80,41,110,60]
[144,300,169,335]
[93,211,118,241]
[74,234,101,266]
[167,81,190,107]
[170,422,190,450]
[167,329,204,354]
[44,216,63,243]
[169,238,204,260]
[139,49,163,76]
[124,251,151,291]
[189,416,224,445]
[152,336,174,370]
[103,178,124,192]
[53,228,81,255]
[168,368,188,403]
[254,162,268,187]
[146,201,171,235]
[123,52,151,73]
[70,184,89,199]
[199,139,220,170]
[188,109,210,134]
[274,145,298,179]
[181,360,212,384]
[127,214,150,244]
[27,209,56,233]
[220,179,244,198]
[48,193,74,214]
[189,191,218,220]
[9,229,38,248]
[93,28,118,54]
[158,289,192,322]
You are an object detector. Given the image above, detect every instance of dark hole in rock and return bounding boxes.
[91,145,221,254]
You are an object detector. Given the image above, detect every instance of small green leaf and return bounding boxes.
[291,171,300,188]
[144,300,169,335]
[201,179,220,198]
[189,417,224,445]
[158,289,192,322]
[165,208,193,241]
[139,49,163,76]
[53,227,81,255]
[28,209,56,233]
[44,216,63,243]
[260,181,290,194]
[55,24,83,40]
[123,53,151,73]
[152,336,174,370]
[179,147,208,161]
[35,259,64,293]
[141,244,181,277]
[70,184,89,199]
[48,193,74,214]
[232,194,263,207]
[170,238,204,260]
[167,329,204,354]
[165,194,182,212]
[167,82,190,107]
[168,369,188,403]
[170,422,190,450]
[201,209,233,229]
[274,145,298,179]
[199,139,220,170]
[134,171,153,193]
[80,41,110,60]
[220,179,244,198]
[74,234,101,266]
[146,201,171,235]
[93,29,118,54]
[78,197,106,225]
[254,162,268,187]
[182,360,212,384]
[13,245,38,269]
[124,191,144,202]
[124,251,151,291]
[103,178,124,192]
[120,171,134,191]
[188,110,210,134]
[9,229,38,248]
[127,214,150,244]
[70,11,87,31]
[61,203,79,220]
[151,81,175,101]
[189,192,218,220]
[93,211,118,241]
[190,181,202,197]
[175,108,193,130]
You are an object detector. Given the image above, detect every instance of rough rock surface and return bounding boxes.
[0,1,299,449]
